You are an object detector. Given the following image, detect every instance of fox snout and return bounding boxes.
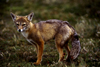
[17,29,23,32]
[17,25,24,32]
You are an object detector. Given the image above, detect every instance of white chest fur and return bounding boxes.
[21,32,36,45]
[21,32,29,38]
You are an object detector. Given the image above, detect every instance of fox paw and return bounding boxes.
[33,62,40,65]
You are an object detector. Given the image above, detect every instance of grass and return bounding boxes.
[0,0,100,67]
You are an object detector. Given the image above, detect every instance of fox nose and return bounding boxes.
[18,29,23,32]
[18,29,21,32]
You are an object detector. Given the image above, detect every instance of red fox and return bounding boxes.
[10,12,81,65]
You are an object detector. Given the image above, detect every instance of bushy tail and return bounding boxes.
[70,32,81,60]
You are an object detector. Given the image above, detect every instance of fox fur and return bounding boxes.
[10,12,81,65]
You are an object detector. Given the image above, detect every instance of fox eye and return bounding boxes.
[22,24,26,26]
[17,24,19,26]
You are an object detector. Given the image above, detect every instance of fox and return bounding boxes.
[10,12,81,65]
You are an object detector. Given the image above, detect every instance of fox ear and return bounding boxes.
[27,12,34,21]
[10,12,17,21]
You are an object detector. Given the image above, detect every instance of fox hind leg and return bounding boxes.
[64,41,71,62]
[56,44,64,62]
[55,36,65,62]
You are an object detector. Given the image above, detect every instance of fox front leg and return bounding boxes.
[34,41,44,65]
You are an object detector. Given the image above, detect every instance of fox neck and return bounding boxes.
[29,22,34,30]
[25,22,34,32]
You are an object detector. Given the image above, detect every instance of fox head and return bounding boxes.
[10,12,34,32]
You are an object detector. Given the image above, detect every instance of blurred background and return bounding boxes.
[0,0,100,67]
